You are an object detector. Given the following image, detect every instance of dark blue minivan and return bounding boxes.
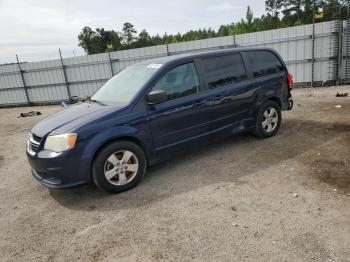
[27,47,293,193]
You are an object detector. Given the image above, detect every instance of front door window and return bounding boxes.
[153,62,199,102]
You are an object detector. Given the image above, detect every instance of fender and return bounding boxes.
[254,75,284,109]
[78,125,155,180]
[259,89,283,106]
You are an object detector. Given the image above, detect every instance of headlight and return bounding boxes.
[44,133,77,152]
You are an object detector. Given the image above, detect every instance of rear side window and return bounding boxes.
[246,51,284,77]
[202,54,247,89]
[153,62,199,101]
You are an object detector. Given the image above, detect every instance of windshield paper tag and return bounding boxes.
[147,64,162,69]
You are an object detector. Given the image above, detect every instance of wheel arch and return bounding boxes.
[254,95,282,117]
[78,124,154,184]
[88,135,151,184]
[91,135,149,167]
[266,96,282,108]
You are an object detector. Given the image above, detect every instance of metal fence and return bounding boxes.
[0,20,348,107]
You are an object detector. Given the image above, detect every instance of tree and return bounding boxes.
[265,0,283,28]
[78,27,103,54]
[78,1,350,55]
[266,0,283,17]
[217,25,231,36]
[96,28,122,51]
[231,6,257,34]
[122,22,137,47]
[150,34,164,45]
[322,0,346,21]
[135,29,151,47]
[78,27,123,54]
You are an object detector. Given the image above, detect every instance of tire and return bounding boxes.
[92,141,147,193]
[253,100,282,138]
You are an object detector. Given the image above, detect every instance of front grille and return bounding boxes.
[28,133,42,154]
[32,134,41,144]
[29,143,39,153]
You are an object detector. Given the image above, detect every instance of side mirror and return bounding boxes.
[147,90,167,104]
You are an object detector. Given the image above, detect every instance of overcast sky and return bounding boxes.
[0,0,265,64]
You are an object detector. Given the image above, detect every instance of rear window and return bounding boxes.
[202,54,247,89]
[245,51,284,77]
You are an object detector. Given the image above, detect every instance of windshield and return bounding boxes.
[91,64,160,104]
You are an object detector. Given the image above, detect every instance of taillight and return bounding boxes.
[287,73,293,88]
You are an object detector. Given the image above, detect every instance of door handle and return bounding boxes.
[207,95,225,106]
[194,100,204,106]
[212,95,224,103]
[214,95,224,99]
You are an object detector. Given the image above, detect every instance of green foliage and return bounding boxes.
[266,0,283,17]
[78,26,122,54]
[122,22,137,47]
[78,1,350,55]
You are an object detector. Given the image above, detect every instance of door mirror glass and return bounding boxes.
[147,90,168,104]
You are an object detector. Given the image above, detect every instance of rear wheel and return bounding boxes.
[253,100,281,138]
[92,141,147,193]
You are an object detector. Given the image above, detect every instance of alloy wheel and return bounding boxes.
[104,150,139,186]
[262,107,279,133]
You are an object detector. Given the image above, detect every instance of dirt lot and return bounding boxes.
[0,86,349,262]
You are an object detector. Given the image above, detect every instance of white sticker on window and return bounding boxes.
[147,64,163,69]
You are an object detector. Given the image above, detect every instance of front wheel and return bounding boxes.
[253,100,282,138]
[92,141,147,193]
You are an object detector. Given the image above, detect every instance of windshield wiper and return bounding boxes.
[89,99,108,106]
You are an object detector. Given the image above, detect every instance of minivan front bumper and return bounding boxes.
[26,149,89,189]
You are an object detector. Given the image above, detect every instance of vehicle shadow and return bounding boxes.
[49,118,350,211]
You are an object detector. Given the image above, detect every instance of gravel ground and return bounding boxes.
[0,86,349,262]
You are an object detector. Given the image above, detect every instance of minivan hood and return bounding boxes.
[31,102,124,138]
